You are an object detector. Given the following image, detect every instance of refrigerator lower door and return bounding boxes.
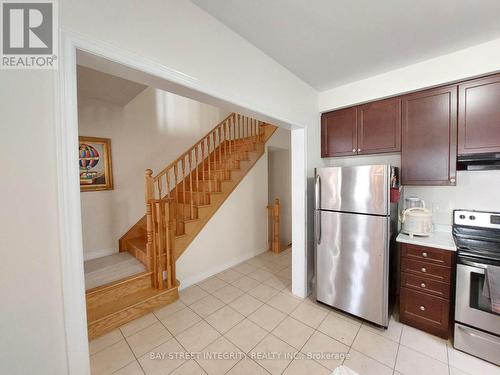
[316,210,389,326]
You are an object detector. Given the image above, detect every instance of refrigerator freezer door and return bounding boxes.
[316,165,389,216]
[316,210,389,326]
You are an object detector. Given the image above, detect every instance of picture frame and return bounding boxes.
[79,136,114,191]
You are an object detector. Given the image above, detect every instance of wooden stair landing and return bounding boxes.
[86,271,178,340]
[84,252,146,290]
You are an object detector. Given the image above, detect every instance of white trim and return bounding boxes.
[55,33,90,375]
[291,128,307,298]
[55,30,309,374]
[83,248,118,261]
[179,248,268,290]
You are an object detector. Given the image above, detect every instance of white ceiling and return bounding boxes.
[77,66,147,106]
[191,0,500,91]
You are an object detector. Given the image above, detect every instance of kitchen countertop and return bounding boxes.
[396,225,456,251]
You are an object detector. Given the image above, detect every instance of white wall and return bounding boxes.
[267,128,292,246]
[0,72,68,375]
[268,149,292,246]
[405,171,500,225]
[177,152,269,287]
[78,88,230,259]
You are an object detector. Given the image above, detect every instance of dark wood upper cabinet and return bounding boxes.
[458,73,500,155]
[357,97,401,154]
[321,107,357,157]
[401,85,458,186]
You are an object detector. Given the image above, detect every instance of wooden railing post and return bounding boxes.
[145,169,154,271]
[267,198,281,253]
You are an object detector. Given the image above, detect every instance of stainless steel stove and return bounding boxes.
[453,210,500,365]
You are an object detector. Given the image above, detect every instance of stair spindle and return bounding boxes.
[207,136,212,194]
[188,152,194,220]
[195,145,200,209]
[166,171,170,199]
[157,177,162,199]
[230,115,235,155]
[201,140,207,204]
[245,116,249,138]
[223,121,228,163]
[218,127,222,172]
[174,163,181,228]
[156,201,165,289]
[182,158,186,228]
[165,200,173,289]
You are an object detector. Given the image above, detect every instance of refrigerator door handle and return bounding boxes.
[315,174,321,209]
[316,210,321,245]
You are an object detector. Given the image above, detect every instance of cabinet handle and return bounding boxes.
[420,283,426,288]
[450,178,456,183]
[421,267,427,273]
[352,149,356,153]
[422,252,428,258]
[419,305,426,311]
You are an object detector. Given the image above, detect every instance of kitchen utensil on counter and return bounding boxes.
[400,206,433,237]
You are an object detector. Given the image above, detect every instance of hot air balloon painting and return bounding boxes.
[79,136,113,191]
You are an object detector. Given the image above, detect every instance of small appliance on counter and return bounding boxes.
[400,197,433,237]
[453,210,500,365]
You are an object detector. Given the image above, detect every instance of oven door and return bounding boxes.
[455,261,500,336]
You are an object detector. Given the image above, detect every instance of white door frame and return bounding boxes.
[55,30,308,375]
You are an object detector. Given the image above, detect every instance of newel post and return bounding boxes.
[272,198,281,253]
[145,169,154,272]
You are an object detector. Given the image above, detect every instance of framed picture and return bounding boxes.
[79,136,113,191]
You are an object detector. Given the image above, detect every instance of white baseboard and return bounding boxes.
[83,248,118,261]
[179,248,268,290]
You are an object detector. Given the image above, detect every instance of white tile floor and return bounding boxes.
[89,249,500,375]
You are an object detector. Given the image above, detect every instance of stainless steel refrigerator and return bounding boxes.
[314,165,399,327]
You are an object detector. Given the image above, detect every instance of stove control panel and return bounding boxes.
[454,210,500,229]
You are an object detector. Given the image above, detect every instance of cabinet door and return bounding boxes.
[357,97,401,154]
[401,85,457,186]
[321,107,357,157]
[458,74,500,155]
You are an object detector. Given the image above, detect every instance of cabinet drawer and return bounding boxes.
[401,243,453,266]
[401,258,451,282]
[400,287,450,338]
[401,272,451,299]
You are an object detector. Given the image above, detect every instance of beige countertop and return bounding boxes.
[396,225,456,251]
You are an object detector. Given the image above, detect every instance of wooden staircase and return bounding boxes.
[86,113,277,339]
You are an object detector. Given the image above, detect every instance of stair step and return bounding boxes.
[86,271,153,309]
[84,253,147,290]
[87,282,179,339]
[127,237,147,253]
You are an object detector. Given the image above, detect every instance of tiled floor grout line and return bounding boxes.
[391,324,404,375]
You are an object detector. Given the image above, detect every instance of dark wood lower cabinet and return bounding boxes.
[400,287,450,339]
[399,243,455,339]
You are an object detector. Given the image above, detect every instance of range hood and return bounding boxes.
[457,153,500,171]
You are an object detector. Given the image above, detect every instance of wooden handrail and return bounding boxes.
[267,198,281,253]
[153,112,235,182]
[144,112,265,289]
